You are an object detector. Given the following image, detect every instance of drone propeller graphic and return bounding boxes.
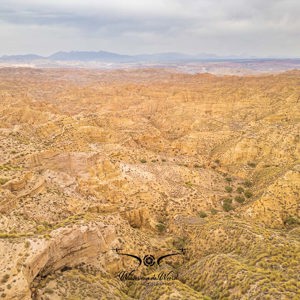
[112,247,186,267]
[157,248,186,265]
[112,248,142,267]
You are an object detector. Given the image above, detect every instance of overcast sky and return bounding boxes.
[0,0,299,57]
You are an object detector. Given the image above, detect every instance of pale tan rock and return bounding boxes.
[122,208,157,229]
[244,168,300,228]
[1,223,117,299]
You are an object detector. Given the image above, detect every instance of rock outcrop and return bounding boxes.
[1,223,116,299]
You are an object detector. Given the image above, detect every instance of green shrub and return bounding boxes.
[156,223,166,233]
[225,177,232,182]
[247,162,257,167]
[173,237,187,249]
[210,209,218,215]
[199,211,208,218]
[223,202,233,212]
[36,225,46,234]
[285,216,299,226]
[45,288,54,294]
[235,196,245,203]
[244,190,253,198]
[1,274,9,284]
[140,159,147,163]
[214,159,220,164]
[236,187,244,193]
[223,198,232,204]
[44,234,51,240]
[225,186,233,193]
[0,178,8,185]
[243,180,253,187]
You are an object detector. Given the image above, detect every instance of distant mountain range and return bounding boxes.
[1,51,299,73]
[0,50,258,63]
[0,54,45,61]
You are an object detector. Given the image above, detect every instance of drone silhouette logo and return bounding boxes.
[112,247,186,267]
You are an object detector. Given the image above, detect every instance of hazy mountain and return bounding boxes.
[1,51,298,67]
[0,50,218,63]
[48,51,132,62]
[0,54,44,61]
[48,51,205,62]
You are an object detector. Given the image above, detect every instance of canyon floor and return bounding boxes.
[0,68,299,300]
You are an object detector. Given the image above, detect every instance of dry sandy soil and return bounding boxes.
[0,67,299,299]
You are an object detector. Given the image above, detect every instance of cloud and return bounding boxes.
[0,0,299,56]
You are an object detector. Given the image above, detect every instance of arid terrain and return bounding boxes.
[0,67,299,299]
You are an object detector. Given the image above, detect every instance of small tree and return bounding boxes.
[223,202,233,212]
[225,186,233,193]
[156,223,166,233]
[223,198,232,204]
[210,208,218,215]
[235,196,245,203]
[244,190,253,198]
[247,162,257,168]
[237,187,244,194]
[243,180,253,187]
[222,198,233,212]
[284,216,299,226]
[199,211,208,218]
[173,237,187,249]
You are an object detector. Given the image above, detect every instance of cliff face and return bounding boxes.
[1,223,116,299]
[0,68,299,299]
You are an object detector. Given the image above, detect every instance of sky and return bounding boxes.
[0,0,299,57]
